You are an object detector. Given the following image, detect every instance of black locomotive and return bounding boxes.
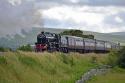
[35,31,120,53]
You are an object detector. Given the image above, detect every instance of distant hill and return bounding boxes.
[0,27,125,49]
[108,32,125,36]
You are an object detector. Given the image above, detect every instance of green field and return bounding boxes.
[88,67,125,83]
[0,51,107,83]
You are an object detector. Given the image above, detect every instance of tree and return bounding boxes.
[117,47,125,68]
[108,46,125,68]
[108,50,119,67]
[60,30,94,39]
[0,47,11,52]
[18,44,32,52]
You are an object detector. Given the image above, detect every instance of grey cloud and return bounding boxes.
[43,17,89,30]
[118,12,125,21]
[104,11,125,27]
[78,0,125,6]
[36,0,125,9]
[0,0,125,36]
[35,0,73,9]
[38,0,125,33]
[0,0,42,37]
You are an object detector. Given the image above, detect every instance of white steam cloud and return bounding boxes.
[0,0,42,37]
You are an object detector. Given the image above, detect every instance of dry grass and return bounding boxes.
[0,51,108,83]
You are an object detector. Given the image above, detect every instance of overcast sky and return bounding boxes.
[0,0,125,36]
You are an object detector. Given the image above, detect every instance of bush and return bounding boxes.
[18,44,32,52]
[60,30,94,39]
[108,47,125,68]
[0,47,10,52]
[19,56,37,67]
[0,47,5,52]
[117,47,125,68]
[91,56,97,63]
[61,54,69,64]
[61,53,75,66]
[0,56,7,64]
[108,50,119,67]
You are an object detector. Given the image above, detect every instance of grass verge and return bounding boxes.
[87,67,125,83]
[0,51,107,83]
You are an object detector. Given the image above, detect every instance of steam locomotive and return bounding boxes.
[35,32,120,53]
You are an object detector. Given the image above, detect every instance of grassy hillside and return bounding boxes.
[0,52,107,83]
[81,30,125,45]
[87,67,125,83]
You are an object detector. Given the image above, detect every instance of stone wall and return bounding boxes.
[76,65,111,83]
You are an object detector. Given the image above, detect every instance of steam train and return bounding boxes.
[35,32,120,53]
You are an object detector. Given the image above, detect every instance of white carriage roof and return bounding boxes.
[62,35,118,44]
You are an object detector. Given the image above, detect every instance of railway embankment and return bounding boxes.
[0,51,108,83]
